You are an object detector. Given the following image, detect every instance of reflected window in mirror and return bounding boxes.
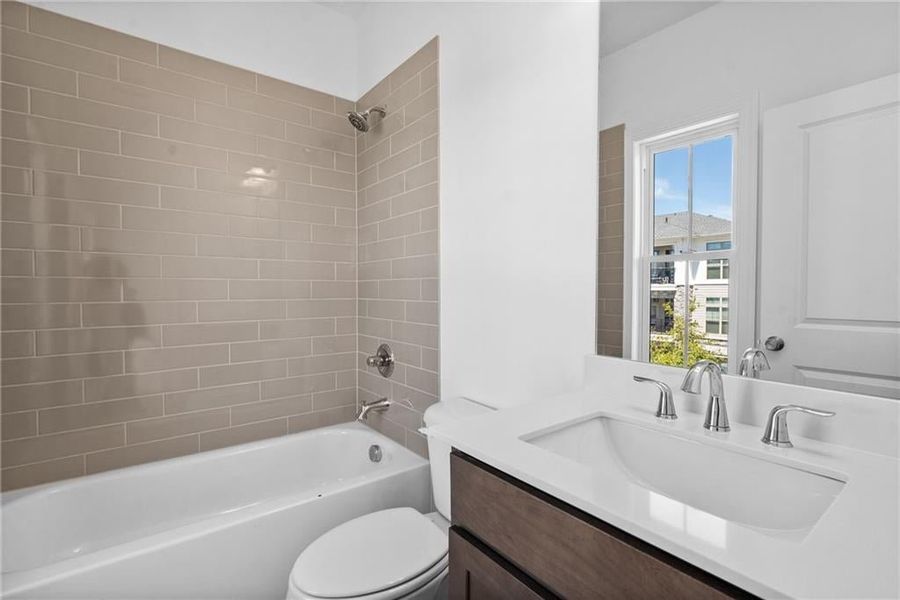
[637,118,740,372]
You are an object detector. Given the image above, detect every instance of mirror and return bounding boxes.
[597,2,899,398]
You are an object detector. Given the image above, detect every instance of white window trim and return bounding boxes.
[623,99,759,368]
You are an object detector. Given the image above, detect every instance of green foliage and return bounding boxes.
[650,296,723,367]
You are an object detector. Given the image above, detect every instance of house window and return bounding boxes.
[706,241,730,280]
[706,296,729,335]
[651,245,675,283]
[707,259,729,280]
[637,117,738,370]
[706,241,732,251]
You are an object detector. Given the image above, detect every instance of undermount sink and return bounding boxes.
[524,417,846,532]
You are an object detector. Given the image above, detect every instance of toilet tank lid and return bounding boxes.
[423,397,495,427]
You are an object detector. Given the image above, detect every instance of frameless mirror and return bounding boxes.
[596,1,900,398]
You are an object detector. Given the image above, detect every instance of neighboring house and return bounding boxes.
[650,212,731,359]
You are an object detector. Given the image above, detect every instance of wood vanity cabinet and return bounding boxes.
[448,450,755,600]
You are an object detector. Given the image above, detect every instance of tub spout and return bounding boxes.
[357,397,390,421]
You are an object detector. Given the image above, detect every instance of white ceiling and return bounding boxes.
[319,1,367,19]
[600,1,716,57]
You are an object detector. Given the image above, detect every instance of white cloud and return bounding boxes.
[655,177,686,202]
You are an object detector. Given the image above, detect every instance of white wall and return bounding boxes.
[599,2,900,131]
[356,2,601,408]
[29,1,359,99]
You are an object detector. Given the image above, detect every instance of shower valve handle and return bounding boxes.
[366,344,394,378]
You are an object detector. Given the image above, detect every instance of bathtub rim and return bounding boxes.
[2,421,418,503]
[1,421,429,590]
[2,461,430,597]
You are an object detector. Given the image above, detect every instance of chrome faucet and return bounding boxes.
[681,360,730,432]
[738,345,770,378]
[761,405,835,448]
[633,376,677,419]
[357,397,390,422]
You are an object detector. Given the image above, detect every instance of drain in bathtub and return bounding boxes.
[368,444,383,463]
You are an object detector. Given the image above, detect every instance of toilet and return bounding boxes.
[286,398,494,600]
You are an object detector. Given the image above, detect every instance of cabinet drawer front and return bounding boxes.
[449,528,554,600]
[451,451,747,600]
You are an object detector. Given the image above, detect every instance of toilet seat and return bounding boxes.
[288,556,448,600]
[289,507,448,600]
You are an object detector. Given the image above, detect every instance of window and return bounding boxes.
[651,245,675,283]
[707,259,729,280]
[705,296,728,335]
[705,241,730,280]
[636,117,738,370]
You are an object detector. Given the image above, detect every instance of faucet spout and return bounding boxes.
[357,397,390,422]
[681,360,729,432]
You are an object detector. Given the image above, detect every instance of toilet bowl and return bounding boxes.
[286,398,493,600]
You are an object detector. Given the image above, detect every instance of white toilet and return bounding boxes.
[286,398,493,600]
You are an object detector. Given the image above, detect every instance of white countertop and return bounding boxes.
[429,388,900,599]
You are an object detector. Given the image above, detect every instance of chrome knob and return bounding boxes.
[764,336,785,351]
[366,343,394,378]
[761,404,835,448]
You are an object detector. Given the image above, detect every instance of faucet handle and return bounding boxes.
[761,404,835,448]
[365,343,394,378]
[633,376,677,420]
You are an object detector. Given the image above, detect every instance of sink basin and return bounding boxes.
[524,417,845,532]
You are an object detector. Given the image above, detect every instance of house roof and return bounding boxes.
[654,211,731,240]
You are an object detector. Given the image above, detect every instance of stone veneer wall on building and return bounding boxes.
[597,125,624,357]
[355,39,439,457]
[0,2,361,490]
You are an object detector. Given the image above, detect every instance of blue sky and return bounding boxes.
[653,136,733,221]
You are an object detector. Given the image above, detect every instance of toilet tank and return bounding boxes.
[423,398,494,520]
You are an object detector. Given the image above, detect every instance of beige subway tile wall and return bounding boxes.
[597,125,625,357]
[0,2,361,490]
[356,39,439,457]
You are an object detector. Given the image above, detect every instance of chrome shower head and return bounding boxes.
[347,106,386,133]
[347,111,369,132]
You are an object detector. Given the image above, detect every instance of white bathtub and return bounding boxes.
[0,422,431,599]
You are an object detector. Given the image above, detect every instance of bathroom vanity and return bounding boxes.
[431,356,900,600]
[448,451,749,599]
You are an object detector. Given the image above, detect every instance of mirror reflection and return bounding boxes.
[597,1,899,398]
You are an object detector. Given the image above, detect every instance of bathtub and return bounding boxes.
[1,422,431,599]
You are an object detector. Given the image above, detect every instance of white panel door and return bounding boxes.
[759,74,899,398]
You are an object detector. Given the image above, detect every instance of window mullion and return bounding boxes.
[683,144,693,367]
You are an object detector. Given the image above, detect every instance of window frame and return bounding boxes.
[627,110,758,368]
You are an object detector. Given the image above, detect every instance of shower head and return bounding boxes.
[347,106,386,132]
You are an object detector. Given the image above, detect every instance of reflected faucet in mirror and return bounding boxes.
[738,345,771,379]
